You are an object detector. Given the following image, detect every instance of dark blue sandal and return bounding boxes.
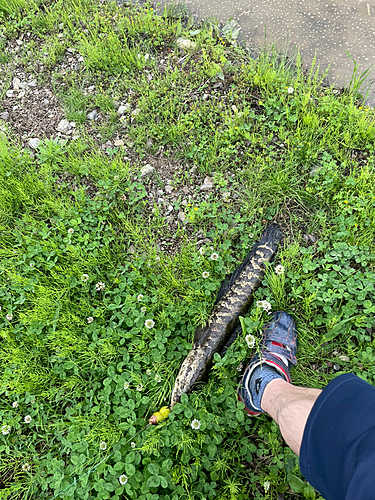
[238,311,297,416]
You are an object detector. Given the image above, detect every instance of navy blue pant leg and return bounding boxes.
[300,374,375,500]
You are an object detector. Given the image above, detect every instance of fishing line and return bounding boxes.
[49,423,151,500]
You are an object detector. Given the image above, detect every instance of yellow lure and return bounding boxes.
[148,406,171,425]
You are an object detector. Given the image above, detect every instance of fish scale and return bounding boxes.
[170,223,282,407]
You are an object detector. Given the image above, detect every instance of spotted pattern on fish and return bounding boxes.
[170,224,282,407]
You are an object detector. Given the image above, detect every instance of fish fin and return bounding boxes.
[193,324,209,345]
[214,223,282,305]
[219,323,242,356]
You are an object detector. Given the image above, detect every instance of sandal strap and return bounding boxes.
[259,311,297,366]
[247,351,292,383]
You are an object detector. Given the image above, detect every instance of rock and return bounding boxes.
[18,90,25,99]
[70,122,76,128]
[28,80,37,87]
[86,110,97,120]
[56,119,71,133]
[117,104,130,115]
[140,164,154,177]
[338,355,350,362]
[333,364,341,371]
[203,93,209,100]
[176,38,196,50]
[13,77,21,90]
[28,138,40,149]
[131,108,140,117]
[166,205,173,212]
[78,56,84,62]
[114,139,124,147]
[0,112,9,121]
[165,185,173,194]
[178,211,186,222]
[200,176,214,191]
[16,39,23,45]
[6,90,14,98]
[128,245,136,254]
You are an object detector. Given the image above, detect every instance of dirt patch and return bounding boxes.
[1,69,64,146]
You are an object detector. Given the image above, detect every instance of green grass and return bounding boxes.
[0,0,375,499]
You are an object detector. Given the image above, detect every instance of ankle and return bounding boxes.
[261,378,290,415]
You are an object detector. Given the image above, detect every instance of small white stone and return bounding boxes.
[131,108,140,117]
[176,38,196,50]
[56,119,71,133]
[165,185,173,194]
[86,110,97,120]
[114,139,124,147]
[117,104,130,115]
[338,355,350,362]
[6,90,14,98]
[140,164,154,177]
[178,211,186,222]
[200,176,214,191]
[28,138,40,149]
[13,77,21,90]
[28,80,37,87]
[78,56,84,62]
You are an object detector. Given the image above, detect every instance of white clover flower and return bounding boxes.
[199,247,205,256]
[141,306,146,313]
[24,415,32,424]
[137,294,144,301]
[12,402,18,408]
[264,480,270,492]
[146,369,151,376]
[249,233,254,238]
[87,317,94,324]
[262,300,272,312]
[29,262,35,268]
[96,281,105,291]
[275,264,285,275]
[114,175,119,180]
[287,87,294,94]
[81,274,89,282]
[245,334,255,348]
[1,425,10,435]
[130,442,136,448]
[100,441,107,450]
[202,271,209,279]
[68,228,74,234]
[124,382,130,390]
[210,252,219,261]
[22,463,31,472]
[256,300,272,312]
[136,384,143,391]
[119,474,128,485]
[145,319,155,329]
[155,374,162,383]
[6,313,13,321]
[237,362,243,372]
[191,419,201,430]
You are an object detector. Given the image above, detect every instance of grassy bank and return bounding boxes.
[0,0,375,499]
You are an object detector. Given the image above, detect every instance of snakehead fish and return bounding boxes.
[170,223,282,407]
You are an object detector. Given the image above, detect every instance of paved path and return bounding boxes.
[180,0,375,103]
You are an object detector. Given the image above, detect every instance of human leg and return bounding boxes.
[260,378,322,456]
